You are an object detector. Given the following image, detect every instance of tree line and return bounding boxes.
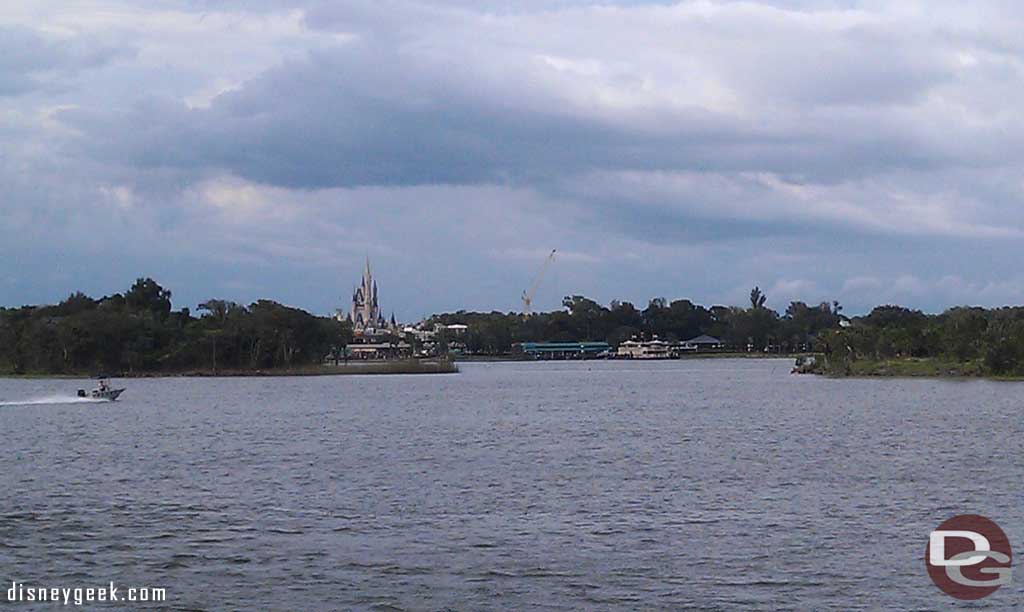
[431,288,843,355]
[433,291,1024,376]
[817,304,1024,376]
[0,278,352,375]
[7,279,1024,376]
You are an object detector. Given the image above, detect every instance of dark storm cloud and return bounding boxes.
[62,37,952,192]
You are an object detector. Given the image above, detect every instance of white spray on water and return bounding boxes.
[0,395,106,406]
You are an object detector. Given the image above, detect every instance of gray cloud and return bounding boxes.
[62,1,996,193]
[6,0,1024,315]
[0,26,132,96]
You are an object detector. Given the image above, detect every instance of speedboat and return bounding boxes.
[77,378,125,401]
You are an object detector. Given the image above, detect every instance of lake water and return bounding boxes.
[0,359,1021,609]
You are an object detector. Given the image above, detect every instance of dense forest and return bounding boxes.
[0,278,352,375]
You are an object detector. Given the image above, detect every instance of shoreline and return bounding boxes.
[804,357,1024,381]
[0,359,459,379]
[9,355,1023,381]
[456,352,808,363]
[0,353,806,378]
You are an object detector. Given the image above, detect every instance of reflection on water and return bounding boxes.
[0,360,1020,609]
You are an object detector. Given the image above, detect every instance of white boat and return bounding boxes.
[77,378,125,401]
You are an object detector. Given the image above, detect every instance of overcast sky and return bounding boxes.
[4,1,1024,318]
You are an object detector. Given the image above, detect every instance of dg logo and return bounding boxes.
[926,514,1012,600]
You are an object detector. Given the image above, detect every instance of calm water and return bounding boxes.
[0,359,1022,610]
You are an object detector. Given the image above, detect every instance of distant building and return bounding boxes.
[515,342,611,360]
[343,341,412,360]
[439,324,468,335]
[338,257,397,335]
[401,322,468,342]
[683,335,723,351]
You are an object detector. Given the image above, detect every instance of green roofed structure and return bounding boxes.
[515,342,611,360]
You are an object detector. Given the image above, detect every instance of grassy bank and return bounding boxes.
[1,359,459,378]
[811,357,987,378]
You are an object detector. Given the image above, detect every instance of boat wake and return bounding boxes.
[0,395,107,407]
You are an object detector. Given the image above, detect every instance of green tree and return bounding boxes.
[941,307,988,361]
[126,278,172,320]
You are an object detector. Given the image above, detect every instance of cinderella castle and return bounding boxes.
[339,258,397,334]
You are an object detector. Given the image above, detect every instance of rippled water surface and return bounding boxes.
[1,359,1022,609]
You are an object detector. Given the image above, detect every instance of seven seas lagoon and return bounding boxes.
[0,358,1021,610]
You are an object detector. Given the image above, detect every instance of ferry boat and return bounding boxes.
[617,338,672,359]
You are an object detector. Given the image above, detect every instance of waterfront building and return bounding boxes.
[344,341,413,360]
[682,335,724,351]
[515,342,611,360]
[440,323,468,335]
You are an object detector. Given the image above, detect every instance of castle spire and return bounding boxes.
[348,255,388,334]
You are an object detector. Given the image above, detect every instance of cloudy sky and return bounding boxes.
[4,1,1024,318]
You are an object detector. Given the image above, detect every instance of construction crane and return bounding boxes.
[521,249,556,315]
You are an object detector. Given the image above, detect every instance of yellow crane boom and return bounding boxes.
[521,249,556,315]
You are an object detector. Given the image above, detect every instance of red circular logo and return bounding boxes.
[925,514,1012,600]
